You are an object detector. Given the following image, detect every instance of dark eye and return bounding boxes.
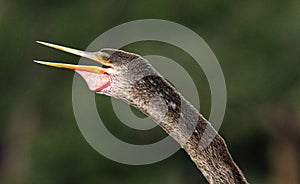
[101,53,110,61]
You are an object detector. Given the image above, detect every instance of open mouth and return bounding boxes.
[34,41,112,92]
[75,70,110,92]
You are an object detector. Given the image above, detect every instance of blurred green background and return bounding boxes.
[1,0,299,184]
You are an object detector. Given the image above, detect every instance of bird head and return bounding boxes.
[35,41,159,101]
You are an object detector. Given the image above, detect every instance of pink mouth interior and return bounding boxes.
[75,70,111,92]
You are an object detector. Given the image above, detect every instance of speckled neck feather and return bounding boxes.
[103,52,248,184]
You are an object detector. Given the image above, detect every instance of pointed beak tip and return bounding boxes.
[36,40,52,47]
[33,60,50,66]
[33,60,41,64]
[36,40,44,44]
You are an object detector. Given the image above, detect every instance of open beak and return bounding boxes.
[34,41,111,74]
[34,41,112,92]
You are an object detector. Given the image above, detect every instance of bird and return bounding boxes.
[35,41,248,184]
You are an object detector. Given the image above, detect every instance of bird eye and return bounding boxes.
[97,52,110,63]
[103,55,110,61]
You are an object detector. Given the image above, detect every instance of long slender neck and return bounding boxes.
[127,74,248,184]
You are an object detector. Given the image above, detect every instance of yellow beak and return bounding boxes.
[33,60,106,74]
[34,41,111,73]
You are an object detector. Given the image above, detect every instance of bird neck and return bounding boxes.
[127,74,248,184]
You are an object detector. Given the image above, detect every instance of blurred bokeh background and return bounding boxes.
[1,0,299,184]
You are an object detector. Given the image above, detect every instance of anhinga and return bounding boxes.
[35,41,248,184]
